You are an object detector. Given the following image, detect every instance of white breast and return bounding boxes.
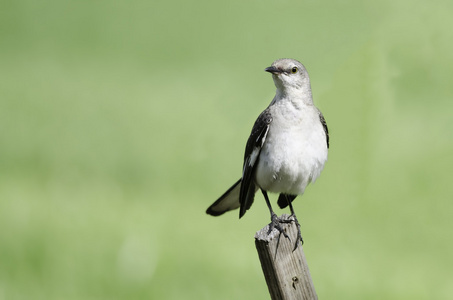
[254,101,328,195]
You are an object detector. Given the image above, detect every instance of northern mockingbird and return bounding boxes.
[206,58,329,249]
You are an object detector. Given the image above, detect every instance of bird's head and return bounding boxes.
[265,58,311,99]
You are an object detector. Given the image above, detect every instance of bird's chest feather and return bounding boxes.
[255,104,327,193]
[262,120,312,176]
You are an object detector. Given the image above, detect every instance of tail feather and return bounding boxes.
[206,179,241,216]
[277,193,297,209]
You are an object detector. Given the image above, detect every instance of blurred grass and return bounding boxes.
[1,0,453,299]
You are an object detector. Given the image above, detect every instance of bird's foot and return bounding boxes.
[288,213,304,251]
[267,213,291,242]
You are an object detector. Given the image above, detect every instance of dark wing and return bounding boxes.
[319,111,329,149]
[239,108,272,218]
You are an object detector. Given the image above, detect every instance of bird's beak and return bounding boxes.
[265,66,283,75]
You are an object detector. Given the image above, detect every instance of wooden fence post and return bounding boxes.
[255,214,317,300]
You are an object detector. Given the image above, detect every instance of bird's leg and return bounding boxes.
[286,195,304,251]
[261,189,291,241]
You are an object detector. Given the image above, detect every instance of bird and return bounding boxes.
[206,58,329,249]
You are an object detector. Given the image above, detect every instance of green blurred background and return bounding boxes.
[1,0,452,299]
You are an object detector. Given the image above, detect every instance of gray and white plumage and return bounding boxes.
[207,58,329,220]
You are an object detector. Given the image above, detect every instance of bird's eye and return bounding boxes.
[291,67,298,74]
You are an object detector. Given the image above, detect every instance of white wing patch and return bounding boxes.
[243,125,269,173]
[258,126,270,146]
[249,147,260,166]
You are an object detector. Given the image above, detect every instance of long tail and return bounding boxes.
[206,179,241,216]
